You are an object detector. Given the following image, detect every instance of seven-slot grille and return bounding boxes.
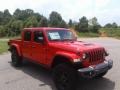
[87,49,105,63]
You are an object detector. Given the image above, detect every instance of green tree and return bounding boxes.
[2,9,12,24]
[0,11,4,25]
[49,11,62,27]
[39,17,48,27]
[75,16,88,32]
[13,9,34,21]
[88,17,101,33]
[6,18,23,36]
[0,26,5,37]
[13,9,22,20]
[49,11,66,27]
[33,13,43,22]
[24,16,38,27]
[112,22,118,28]
[60,20,67,28]
[104,23,112,28]
[5,18,15,36]
[68,19,73,27]
[11,20,23,35]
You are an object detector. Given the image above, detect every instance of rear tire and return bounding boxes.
[11,48,22,67]
[52,63,78,90]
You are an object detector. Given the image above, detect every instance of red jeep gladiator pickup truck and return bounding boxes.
[8,27,113,90]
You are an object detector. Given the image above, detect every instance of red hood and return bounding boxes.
[49,41,104,53]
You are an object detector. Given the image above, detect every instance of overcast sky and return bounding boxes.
[0,0,119,26]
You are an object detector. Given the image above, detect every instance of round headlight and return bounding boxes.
[82,53,87,59]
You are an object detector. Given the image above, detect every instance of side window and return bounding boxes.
[34,31,44,43]
[24,31,31,41]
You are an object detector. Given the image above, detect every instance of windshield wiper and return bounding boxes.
[62,38,73,41]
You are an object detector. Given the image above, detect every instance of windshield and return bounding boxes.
[47,30,75,41]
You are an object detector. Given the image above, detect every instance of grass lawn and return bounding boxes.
[77,32,99,37]
[0,36,20,54]
[100,28,120,38]
[0,40,9,54]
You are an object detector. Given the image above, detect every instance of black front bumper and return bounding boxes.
[78,60,113,78]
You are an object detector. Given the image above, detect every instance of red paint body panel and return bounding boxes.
[8,27,106,68]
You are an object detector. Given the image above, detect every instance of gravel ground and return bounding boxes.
[0,37,119,90]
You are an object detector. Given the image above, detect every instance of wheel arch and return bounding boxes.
[51,55,73,68]
[10,44,21,56]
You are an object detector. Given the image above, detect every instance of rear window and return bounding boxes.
[24,31,31,41]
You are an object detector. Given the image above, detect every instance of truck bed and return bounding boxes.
[8,38,22,48]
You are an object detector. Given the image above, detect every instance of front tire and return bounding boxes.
[11,48,22,67]
[52,63,78,90]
